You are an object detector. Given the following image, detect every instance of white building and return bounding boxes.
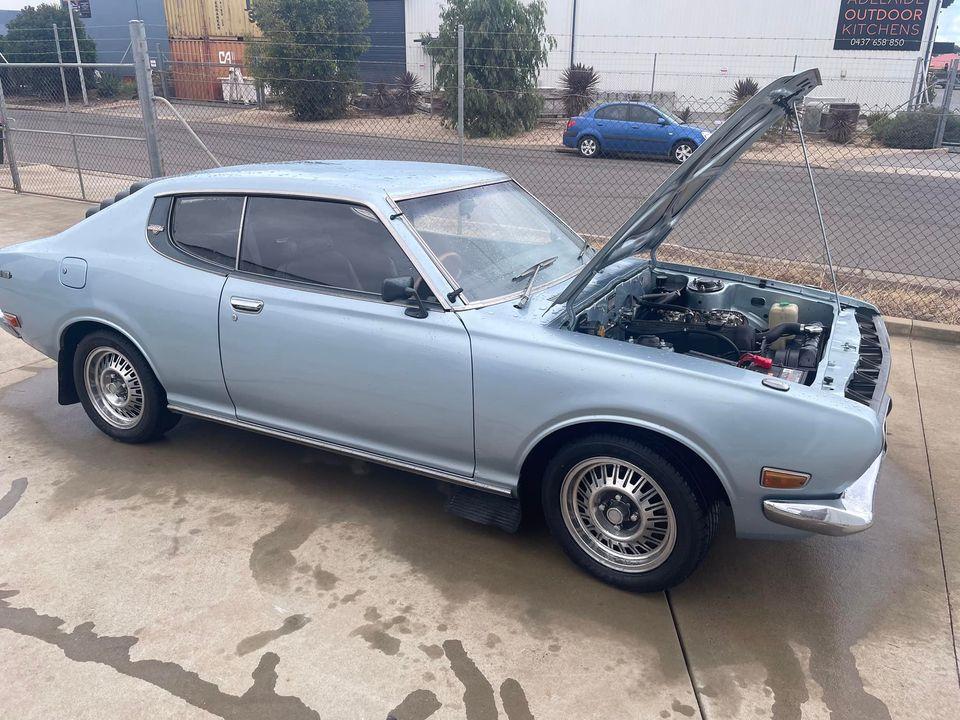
[401,0,942,109]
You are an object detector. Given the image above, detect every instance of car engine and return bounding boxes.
[576,272,831,385]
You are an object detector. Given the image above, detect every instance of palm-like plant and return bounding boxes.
[726,77,759,117]
[394,71,423,114]
[677,106,692,124]
[560,63,601,117]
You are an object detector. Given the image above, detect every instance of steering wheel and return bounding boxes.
[438,251,464,282]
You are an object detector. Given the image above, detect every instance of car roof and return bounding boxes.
[595,101,658,109]
[148,160,509,204]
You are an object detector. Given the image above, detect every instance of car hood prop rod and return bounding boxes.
[795,101,841,317]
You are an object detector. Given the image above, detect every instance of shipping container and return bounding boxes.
[169,38,248,101]
[164,0,261,40]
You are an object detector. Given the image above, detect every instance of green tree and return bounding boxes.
[0,3,96,99]
[250,0,370,121]
[426,0,554,138]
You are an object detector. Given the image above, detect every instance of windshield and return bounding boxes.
[398,181,587,303]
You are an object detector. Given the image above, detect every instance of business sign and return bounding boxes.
[67,0,92,19]
[833,0,930,51]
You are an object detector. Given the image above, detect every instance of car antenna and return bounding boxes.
[447,287,465,303]
[794,101,841,316]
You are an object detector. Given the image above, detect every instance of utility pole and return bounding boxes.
[130,20,163,177]
[457,23,464,164]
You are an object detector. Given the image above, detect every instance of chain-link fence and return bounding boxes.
[1,21,958,323]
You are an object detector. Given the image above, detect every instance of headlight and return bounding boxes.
[702,131,712,139]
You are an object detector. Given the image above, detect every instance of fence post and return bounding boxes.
[934,58,958,148]
[457,23,465,164]
[649,52,657,101]
[908,56,924,110]
[54,24,87,201]
[156,43,169,99]
[130,20,164,178]
[67,3,89,106]
[0,74,22,192]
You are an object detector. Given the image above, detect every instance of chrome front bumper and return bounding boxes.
[762,453,883,536]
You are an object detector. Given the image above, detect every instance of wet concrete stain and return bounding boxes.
[387,688,442,720]
[312,565,338,591]
[350,607,406,656]
[0,588,321,720]
[339,589,364,604]
[485,633,501,648]
[236,614,311,656]
[670,698,696,717]
[248,511,321,590]
[499,679,534,720]
[443,639,498,720]
[418,643,444,659]
[0,477,27,521]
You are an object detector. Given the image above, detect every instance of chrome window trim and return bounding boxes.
[167,402,511,497]
[234,196,248,272]
[390,180,591,311]
[150,189,453,311]
[388,176,511,201]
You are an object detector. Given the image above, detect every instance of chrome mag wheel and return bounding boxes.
[674,142,695,163]
[560,457,677,573]
[83,346,145,429]
[579,137,598,157]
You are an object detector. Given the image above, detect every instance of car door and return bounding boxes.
[218,195,475,477]
[593,104,631,151]
[627,105,671,155]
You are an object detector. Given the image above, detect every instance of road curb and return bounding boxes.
[885,316,960,343]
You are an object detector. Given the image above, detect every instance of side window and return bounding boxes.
[170,195,244,268]
[629,106,662,124]
[239,196,418,295]
[595,104,628,121]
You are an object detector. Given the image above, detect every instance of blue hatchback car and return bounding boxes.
[563,102,711,163]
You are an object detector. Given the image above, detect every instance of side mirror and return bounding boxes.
[381,276,428,319]
[657,117,668,126]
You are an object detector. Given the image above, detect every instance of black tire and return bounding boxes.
[671,140,697,164]
[578,135,601,158]
[541,433,718,592]
[73,329,180,443]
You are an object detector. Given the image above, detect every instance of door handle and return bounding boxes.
[230,297,263,314]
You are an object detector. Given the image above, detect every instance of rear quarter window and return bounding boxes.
[170,196,244,268]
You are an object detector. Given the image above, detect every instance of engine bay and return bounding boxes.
[575,269,835,385]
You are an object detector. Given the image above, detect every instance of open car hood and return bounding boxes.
[552,69,822,313]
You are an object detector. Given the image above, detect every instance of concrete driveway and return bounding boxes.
[0,192,958,719]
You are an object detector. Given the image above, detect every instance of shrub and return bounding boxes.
[250,0,370,121]
[677,106,692,124]
[870,111,960,149]
[726,78,759,117]
[1,4,96,99]
[826,106,858,144]
[559,63,600,117]
[394,71,423,114]
[96,72,121,99]
[425,0,555,138]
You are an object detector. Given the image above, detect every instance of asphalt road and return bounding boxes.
[3,105,959,281]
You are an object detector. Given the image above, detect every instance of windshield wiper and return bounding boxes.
[512,256,557,309]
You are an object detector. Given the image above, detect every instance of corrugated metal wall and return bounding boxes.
[81,0,172,77]
[362,0,407,86]
[403,0,936,107]
[164,0,261,39]
[169,38,247,101]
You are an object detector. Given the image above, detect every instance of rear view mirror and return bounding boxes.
[657,117,668,125]
[382,276,428,319]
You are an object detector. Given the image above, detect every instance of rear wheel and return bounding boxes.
[542,434,718,591]
[578,135,600,158]
[672,140,696,164]
[74,330,180,443]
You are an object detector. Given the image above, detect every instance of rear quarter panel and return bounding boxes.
[0,191,233,416]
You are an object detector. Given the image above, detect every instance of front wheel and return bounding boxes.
[74,330,180,443]
[672,140,697,164]
[541,434,718,592]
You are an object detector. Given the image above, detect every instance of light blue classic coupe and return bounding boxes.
[0,70,890,591]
